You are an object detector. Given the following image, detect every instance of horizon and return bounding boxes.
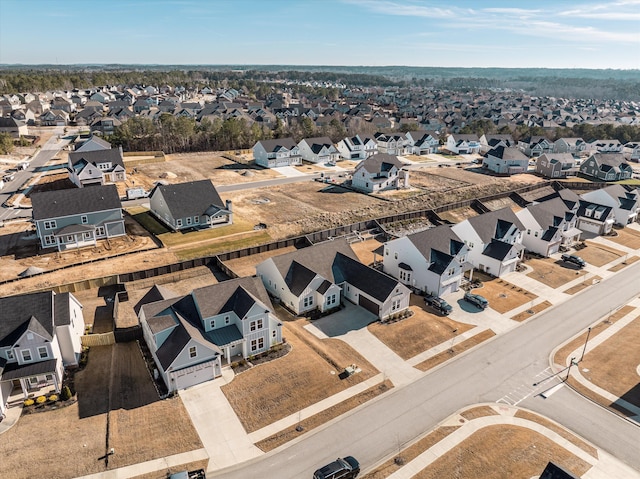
[1,0,639,70]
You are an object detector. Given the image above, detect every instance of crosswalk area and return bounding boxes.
[497,367,564,406]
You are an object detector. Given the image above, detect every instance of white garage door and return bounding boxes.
[173,362,216,391]
[440,282,457,296]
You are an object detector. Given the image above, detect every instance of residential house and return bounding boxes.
[581,184,640,225]
[445,133,481,154]
[451,207,525,277]
[588,139,624,153]
[149,179,232,231]
[252,138,302,168]
[517,136,554,157]
[579,153,633,182]
[374,132,409,155]
[0,117,28,137]
[382,225,470,296]
[553,138,587,156]
[336,134,367,160]
[479,134,515,154]
[138,277,282,393]
[576,200,615,235]
[535,153,577,179]
[90,117,121,136]
[483,146,529,175]
[10,109,36,126]
[624,142,640,162]
[40,109,69,126]
[67,147,126,187]
[405,130,439,155]
[256,238,410,320]
[516,197,580,256]
[74,135,112,152]
[0,291,85,416]
[31,185,125,251]
[351,153,409,193]
[297,137,340,165]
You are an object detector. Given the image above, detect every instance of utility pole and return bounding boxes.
[579,327,592,362]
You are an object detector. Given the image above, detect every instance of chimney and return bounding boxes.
[226,200,233,224]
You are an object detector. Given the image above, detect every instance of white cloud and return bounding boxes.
[343,0,460,18]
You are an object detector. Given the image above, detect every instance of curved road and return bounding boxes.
[212,259,640,478]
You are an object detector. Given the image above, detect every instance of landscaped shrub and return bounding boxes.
[61,385,72,401]
[48,394,58,402]
[24,399,34,407]
[35,396,47,404]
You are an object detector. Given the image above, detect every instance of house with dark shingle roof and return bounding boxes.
[67,147,126,188]
[517,136,554,157]
[374,132,409,156]
[576,200,615,235]
[252,138,302,167]
[256,238,410,320]
[581,184,639,226]
[405,130,439,155]
[297,136,340,165]
[382,225,471,296]
[445,133,481,154]
[451,207,525,277]
[579,153,632,182]
[31,184,125,251]
[483,146,529,175]
[336,134,368,160]
[149,180,232,231]
[516,197,580,257]
[138,277,282,392]
[535,153,577,179]
[0,291,85,416]
[351,153,409,193]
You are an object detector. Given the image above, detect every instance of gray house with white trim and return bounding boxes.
[31,185,125,251]
[149,180,232,231]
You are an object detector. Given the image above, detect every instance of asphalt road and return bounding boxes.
[216,173,323,193]
[212,259,640,478]
[0,126,70,222]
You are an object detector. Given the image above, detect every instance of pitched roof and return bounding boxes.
[255,138,297,152]
[406,225,465,259]
[486,146,528,161]
[150,180,225,220]
[465,207,525,243]
[31,184,122,220]
[191,277,273,319]
[482,239,516,260]
[0,291,57,347]
[356,153,404,174]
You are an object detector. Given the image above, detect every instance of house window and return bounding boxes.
[45,374,53,381]
[250,338,265,352]
[394,252,398,260]
[44,220,57,230]
[303,296,314,308]
[250,339,258,352]
[96,226,106,236]
[21,349,32,362]
[186,217,192,225]
[225,316,230,325]
[83,232,92,240]
[527,229,531,235]
[534,232,539,237]
[6,350,14,360]
[29,377,38,385]
[391,300,400,311]
[38,346,48,359]
[327,294,337,306]
[44,235,56,246]
[250,321,257,331]
[189,346,196,358]
[257,318,264,329]
[67,235,74,242]
[194,216,200,224]
[81,215,88,224]
[448,268,455,276]
[210,319,215,329]
[176,219,183,227]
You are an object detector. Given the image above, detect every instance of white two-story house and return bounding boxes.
[382,225,470,297]
[446,133,481,154]
[351,153,409,193]
[405,131,439,155]
[483,146,529,175]
[297,137,340,165]
[252,138,302,168]
[451,207,525,277]
[67,147,126,188]
[336,135,367,160]
[581,184,640,226]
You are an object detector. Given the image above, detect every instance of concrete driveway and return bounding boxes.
[309,301,378,337]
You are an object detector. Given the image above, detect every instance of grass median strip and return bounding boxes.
[414,330,496,372]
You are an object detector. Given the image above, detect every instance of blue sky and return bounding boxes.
[1,0,639,69]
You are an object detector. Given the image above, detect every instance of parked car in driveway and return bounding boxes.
[561,253,586,268]
[463,292,488,310]
[313,456,360,479]
[424,294,453,315]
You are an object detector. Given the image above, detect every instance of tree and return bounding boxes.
[399,123,419,133]
[0,133,13,154]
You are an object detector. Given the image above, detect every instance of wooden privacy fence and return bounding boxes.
[81,332,115,347]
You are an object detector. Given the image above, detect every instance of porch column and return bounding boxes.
[52,373,60,393]
[20,378,28,399]
[226,346,231,365]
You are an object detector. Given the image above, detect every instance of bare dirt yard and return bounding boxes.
[524,256,586,288]
[368,295,474,360]
[222,245,298,277]
[575,240,624,267]
[470,273,537,314]
[0,343,202,479]
[606,226,640,250]
[511,300,553,322]
[129,151,282,190]
[349,237,384,266]
[221,318,380,434]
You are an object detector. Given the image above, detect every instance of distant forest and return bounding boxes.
[0,65,639,100]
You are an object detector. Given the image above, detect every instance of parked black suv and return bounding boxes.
[313,456,360,479]
[561,254,586,268]
[463,292,489,310]
[424,294,453,315]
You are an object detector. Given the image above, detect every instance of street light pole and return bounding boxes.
[579,327,592,362]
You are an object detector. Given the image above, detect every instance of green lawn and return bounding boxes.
[174,231,272,260]
[126,207,171,235]
[158,218,256,247]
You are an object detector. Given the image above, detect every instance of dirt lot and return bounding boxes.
[349,237,384,266]
[221,318,380,433]
[511,300,553,322]
[576,241,624,267]
[223,245,298,277]
[368,295,474,360]
[470,273,537,314]
[0,343,202,479]
[606,226,640,249]
[129,151,283,190]
[525,256,586,288]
